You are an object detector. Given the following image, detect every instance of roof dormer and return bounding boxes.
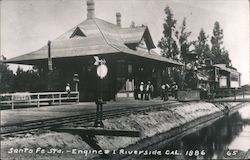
[70,27,86,38]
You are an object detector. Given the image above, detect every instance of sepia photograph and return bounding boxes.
[0,0,249,159]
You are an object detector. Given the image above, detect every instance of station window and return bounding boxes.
[116,62,127,78]
[116,62,128,91]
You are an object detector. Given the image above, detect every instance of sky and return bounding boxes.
[1,0,249,85]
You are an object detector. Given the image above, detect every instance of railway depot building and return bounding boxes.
[5,0,182,101]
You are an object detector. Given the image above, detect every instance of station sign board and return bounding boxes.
[97,64,108,79]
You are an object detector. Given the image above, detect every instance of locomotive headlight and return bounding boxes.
[186,63,193,70]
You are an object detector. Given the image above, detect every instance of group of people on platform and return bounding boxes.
[160,81,178,101]
[135,81,154,100]
[134,80,179,101]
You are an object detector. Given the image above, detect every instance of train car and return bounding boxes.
[177,61,241,101]
[197,63,241,98]
[213,64,241,89]
[209,64,241,98]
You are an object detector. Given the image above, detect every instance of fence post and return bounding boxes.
[37,94,40,107]
[234,89,236,101]
[243,89,245,99]
[77,92,79,103]
[59,93,61,105]
[52,94,55,104]
[11,95,14,110]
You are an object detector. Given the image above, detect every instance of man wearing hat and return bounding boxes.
[139,81,144,100]
[164,82,170,101]
[65,83,71,98]
[172,81,178,99]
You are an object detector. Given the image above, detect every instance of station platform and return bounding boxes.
[0,98,178,126]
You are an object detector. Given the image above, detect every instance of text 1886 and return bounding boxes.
[185,150,205,156]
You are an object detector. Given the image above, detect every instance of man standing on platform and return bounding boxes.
[172,81,178,99]
[145,81,151,100]
[139,82,144,100]
[161,84,166,100]
[66,83,71,98]
[164,83,170,101]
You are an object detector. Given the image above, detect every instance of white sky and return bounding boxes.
[1,0,249,85]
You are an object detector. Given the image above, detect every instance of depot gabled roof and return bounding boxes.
[4,17,182,66]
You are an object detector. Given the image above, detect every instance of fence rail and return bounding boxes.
[213,88,248,99]
[0,91,79,110]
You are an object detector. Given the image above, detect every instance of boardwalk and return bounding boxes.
[1,99,180,126]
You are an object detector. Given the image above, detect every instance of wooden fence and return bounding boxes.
[213,88,248,99]
[0,91,79,110]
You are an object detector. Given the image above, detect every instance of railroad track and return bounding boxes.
[1,101,182,138]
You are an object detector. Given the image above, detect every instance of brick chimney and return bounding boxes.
[87,0,95,19]
[116,12,121,27]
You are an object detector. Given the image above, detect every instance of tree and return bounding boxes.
[176,17,192,62]
[195,28,212,64]
[219,48,231,65]
[13,67,27,92]
[158,6,179,60]
[13,66,42,92]
[0,55,46,93]
[211,21,231,65]
[0,56,15,93]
